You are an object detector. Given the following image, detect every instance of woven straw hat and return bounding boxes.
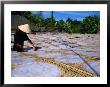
[18,24,30,33]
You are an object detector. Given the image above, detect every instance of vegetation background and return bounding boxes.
[11,11,100,34]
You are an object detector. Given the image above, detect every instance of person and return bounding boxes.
[13,24,36,52]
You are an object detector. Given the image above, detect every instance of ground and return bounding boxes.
[11,32,100,77]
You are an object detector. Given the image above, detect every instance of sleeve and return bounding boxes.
[24,34,29,41]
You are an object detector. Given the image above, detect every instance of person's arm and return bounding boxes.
[28,39,36,51]
[25,34,36,51]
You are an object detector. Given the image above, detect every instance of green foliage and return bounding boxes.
[56,20,65,32]
[64,18,82,33]
[12,11,100,34]
[55,18,82,34]
[72,20,82,33]
[64,22,73,33]
[81,15,100,34]
[44,18,56,27]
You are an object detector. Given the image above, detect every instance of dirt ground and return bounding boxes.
[11,33,100,77]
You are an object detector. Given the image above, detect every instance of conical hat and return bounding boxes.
[18,24,30,33]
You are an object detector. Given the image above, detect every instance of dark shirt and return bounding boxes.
[13,29,29,52]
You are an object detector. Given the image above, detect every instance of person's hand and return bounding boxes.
[16,44,22,48]
[33,46,36,51]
